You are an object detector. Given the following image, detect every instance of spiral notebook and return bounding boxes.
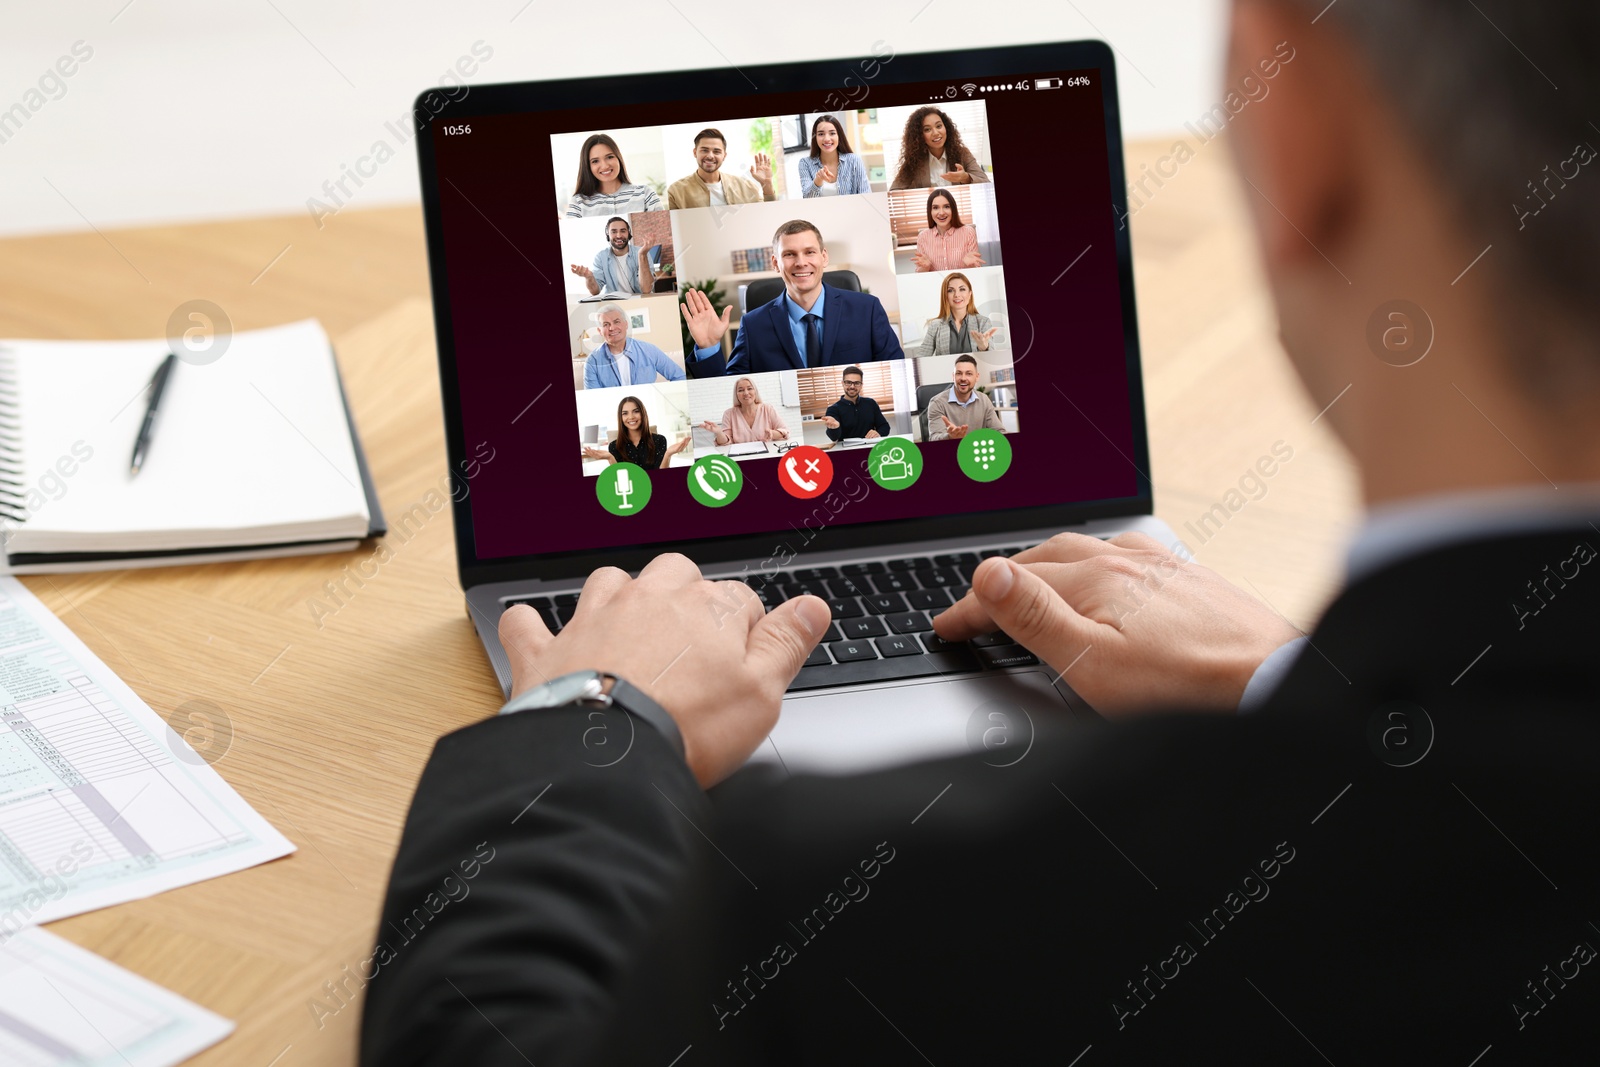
[0,319,385,573]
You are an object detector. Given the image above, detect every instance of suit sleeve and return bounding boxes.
[723,318,751,376]
[359,711,706,1067]
[868,295,905,361]
[960,145,989,183]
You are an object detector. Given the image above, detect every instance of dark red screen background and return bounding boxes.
[431,71,1137,562]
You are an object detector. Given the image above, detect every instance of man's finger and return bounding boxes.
[574,566,632,616]
[746,595,831,693]
[1010,531,1126,567]
[966,559,1099,669]
[499,603,554,654]
[637,551,702,588]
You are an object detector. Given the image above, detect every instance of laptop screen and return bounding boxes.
[424,47,1144,572]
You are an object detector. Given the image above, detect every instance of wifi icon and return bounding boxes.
[961,82,977,97]
[690,455,744,507]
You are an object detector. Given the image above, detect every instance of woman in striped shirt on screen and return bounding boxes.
[564,134,663,218]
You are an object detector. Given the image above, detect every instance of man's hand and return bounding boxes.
[864,429,881,439]
[570,264,595,282]
[821,415,840,429]
[939,414,968,439]
[751,152,774,188]
[681,289,731,350]
[499,554,831,787]
[933,532,1300,715]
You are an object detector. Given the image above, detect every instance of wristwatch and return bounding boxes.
[498,670,685,760]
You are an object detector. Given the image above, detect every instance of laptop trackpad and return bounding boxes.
[753,670,1071,776]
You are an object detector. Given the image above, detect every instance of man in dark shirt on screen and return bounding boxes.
[820,365,889,441]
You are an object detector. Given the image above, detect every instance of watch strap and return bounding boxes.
[605,676,686,761]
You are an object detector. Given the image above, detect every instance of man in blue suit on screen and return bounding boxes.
[681,219,904,375]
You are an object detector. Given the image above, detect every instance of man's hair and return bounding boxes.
[693,128,725,148]
[954,354,979,369]
[773,219,825,250]
[604,216,630,235]
[1308,1,1600,392]
[842,365,863,382]
[596,303,627,324]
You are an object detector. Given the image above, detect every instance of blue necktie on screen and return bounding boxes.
[802,313,820,368]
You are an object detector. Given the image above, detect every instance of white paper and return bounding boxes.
[0,577,294,926]
[0,925,232,1066]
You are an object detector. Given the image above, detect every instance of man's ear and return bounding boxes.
[1227,0,1362,276]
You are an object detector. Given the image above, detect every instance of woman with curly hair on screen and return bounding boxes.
[889,106,990,190]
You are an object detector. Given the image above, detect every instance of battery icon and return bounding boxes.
[1034,77,1063,90]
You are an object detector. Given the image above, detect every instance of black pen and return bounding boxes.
[129,353,178,477]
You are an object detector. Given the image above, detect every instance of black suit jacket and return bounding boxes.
[361,527,1600,1064]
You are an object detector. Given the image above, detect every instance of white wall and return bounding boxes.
[0,0,1226,237]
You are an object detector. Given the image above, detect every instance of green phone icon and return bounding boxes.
[688,455,743,508]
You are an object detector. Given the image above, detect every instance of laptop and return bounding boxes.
[415,41,1178,772]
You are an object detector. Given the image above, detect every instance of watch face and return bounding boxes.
[529,670,603,708]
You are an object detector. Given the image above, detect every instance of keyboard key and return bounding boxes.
[779,579,830,599]
[907,588,952,611]
[971,631,1016,648]
[916,567,963,588]
[871,572,918,594]
[792,566,839,581]
[875,635,923,657]
[863,592,908,615]
[951,585,971,601]
[505,595,554,610]
[824,596,865,619]
[803,645,832,667]
[789,649,981,691]
[841,561,885,575]
[887,557,927,572]
[822,622,843,644]
[555,604,578,625]
[933,552,979,568]
[841,616,887,639]
[746,582,787,609]
[828,576,870,598]
[886,610,932,634]
[554,592,581,608]
[1003,546,1028,555]
[830,639,879,663]
[979,549,1008,559]
[976,645,1040,669]
[919,632,963,654]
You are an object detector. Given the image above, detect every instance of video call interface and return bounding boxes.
[431,66,1140,562]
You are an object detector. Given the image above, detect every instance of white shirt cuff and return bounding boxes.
[1238,636,1308,714]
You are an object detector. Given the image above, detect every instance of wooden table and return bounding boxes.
[0,136,1358,1065]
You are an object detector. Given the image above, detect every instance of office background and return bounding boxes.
[897,267,1011,351]
[0,0,1227,237]
[567,295,686,389]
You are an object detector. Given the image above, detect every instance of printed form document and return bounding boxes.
[0,926,232,1066]
[0,576,294,925]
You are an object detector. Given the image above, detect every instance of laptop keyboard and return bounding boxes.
[504,546,1043,692]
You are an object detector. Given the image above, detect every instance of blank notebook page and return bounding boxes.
[5,319,369,554]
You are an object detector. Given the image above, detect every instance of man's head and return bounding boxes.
[596,304,629,349]
[605,217,631,251]
[771,220,829,299]
[1227,1,1600,503]
[952,354,979,398]
[693,129,727,178]
[841,365,864,400]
